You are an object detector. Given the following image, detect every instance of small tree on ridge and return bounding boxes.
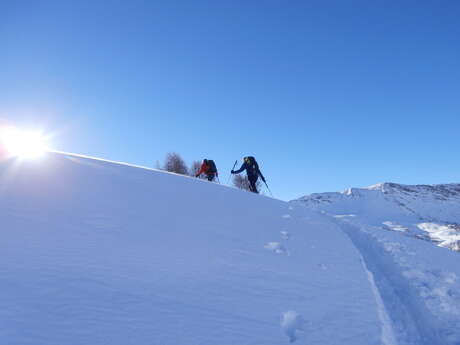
[163,152,189,175]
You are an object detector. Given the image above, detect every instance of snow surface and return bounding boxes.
[1,152,385,345]
[4,154,460,345]
[294,182,460,344]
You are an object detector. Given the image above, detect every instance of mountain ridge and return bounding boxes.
[294,181,460,251]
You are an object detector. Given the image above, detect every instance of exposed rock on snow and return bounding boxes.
[417,223,460,249]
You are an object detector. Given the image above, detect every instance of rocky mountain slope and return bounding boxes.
[295,182,460,251]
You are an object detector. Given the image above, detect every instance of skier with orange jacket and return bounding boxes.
[196,159,218,181]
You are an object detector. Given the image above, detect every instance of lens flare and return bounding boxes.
[0,127,49,159]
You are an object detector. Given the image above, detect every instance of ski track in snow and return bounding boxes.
[330,215,460,345]
[294,183,460,344]
[358,248,398,345]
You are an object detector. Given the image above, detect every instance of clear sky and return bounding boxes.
[1,1,459,200]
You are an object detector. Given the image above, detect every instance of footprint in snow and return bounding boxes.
[282,214,291,219]
[281,231,290,240]
[281,310,305,343]
[264,242,288,255]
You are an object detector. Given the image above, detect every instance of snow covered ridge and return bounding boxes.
[294,182,460,251]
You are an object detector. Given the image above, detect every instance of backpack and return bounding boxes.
[244,156,258,176]
[206,159,217,174]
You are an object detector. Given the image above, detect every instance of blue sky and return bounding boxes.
[1,1,459,200]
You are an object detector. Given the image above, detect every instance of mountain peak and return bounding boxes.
[365,182,392,192]
[364,182,460,198]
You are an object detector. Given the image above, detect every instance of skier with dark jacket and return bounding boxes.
[231,156,266,193]
[196,159,218,181]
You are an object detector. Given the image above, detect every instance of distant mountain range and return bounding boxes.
[294,182,460,251]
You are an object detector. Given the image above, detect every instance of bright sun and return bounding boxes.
[0,127,49,159]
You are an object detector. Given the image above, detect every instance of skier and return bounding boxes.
[196,159,218,182]
[231,156,266,193]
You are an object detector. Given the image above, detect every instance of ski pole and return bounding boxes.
[227,160,238,185]
[264,181,273,197]
[216,175,221,184]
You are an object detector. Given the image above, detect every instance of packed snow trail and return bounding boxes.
[0,152,384,345]
[291,196,460,345]
[338,221,438,345]
[341,219,460,345]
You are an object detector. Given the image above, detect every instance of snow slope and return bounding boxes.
[296,182,460,251]
[0,152,385,345]
[294,183,460,344]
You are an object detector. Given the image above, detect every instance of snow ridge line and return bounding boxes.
[48,150,163,172]
[48,151,277,198]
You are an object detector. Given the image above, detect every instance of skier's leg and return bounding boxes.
[249,176,258,193]
[207,173,215,182]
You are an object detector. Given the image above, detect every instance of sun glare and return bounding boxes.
[0,127,49,159]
